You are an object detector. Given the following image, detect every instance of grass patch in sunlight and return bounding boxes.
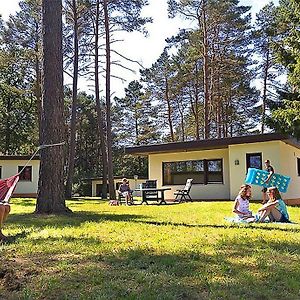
[0,198,299,299]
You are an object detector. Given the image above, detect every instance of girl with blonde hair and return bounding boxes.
[233,184,253,220]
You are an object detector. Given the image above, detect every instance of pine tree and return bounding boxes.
[83,0,151,199]
[267,0,300,137]
[140,49,178,142]
[114,80,159,146]
[64,0,90,198]
[167,0,258,139]
[253,2,282,133]
[2,0,43,141]
[36,0,70,214]
[0,49,37,154]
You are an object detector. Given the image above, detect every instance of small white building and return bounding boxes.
[0,156,40,197]
[125,133,300,205]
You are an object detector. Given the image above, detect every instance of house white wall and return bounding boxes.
[147,140,300,203]
[228,141,282,201]
[148,148,230,200]
[279,142,300,203]
[0,159,40,196]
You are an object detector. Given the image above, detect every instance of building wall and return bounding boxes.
[229,141,283,201]
[148,148,230,200]
[0,160,40,196]
[279,142,300,204]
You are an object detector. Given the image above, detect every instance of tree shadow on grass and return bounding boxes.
[10,198,36,207]
[7,212,149,229]
[131,219,300,233]
[7,210,300,235]
[4,237,300,300]
[11,198,106,207]
[5,231,31,244]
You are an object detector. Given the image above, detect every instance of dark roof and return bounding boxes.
[86,175,148,181]
[125,133,300,155]
[0,155,40,160]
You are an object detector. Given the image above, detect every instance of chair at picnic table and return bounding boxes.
[144,180,158,199]
[174,178,193,203]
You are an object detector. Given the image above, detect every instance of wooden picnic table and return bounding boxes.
[134,187,171,205]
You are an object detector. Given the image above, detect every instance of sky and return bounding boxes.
[0,0,279,98]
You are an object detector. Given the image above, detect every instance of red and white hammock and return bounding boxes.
[0,142,65,204]
[0,175,20,203]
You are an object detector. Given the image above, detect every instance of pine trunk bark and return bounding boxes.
[165,77,175,142]
[103,0,116,200]
[66,0,79,198]
[34,39,42,145]
[95,0,108,199]
[36,0,71,214]
[202,6,210,139]
[261,46,270,134]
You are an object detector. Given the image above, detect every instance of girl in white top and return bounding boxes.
[233,184,253,219]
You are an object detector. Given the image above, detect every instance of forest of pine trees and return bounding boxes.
[0,0,299,198]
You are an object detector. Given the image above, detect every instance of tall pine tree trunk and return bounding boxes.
[36,0,70,214]
[261,46,270,134]
[95,0,108,199]
[202,4,210,139]
[66,0,79,198]
[103,0,116,200]
[165,77,175,142]
[177,101,185,141]
[192,64,200,140]
[34,40,42,145]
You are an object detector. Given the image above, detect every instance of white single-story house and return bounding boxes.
[0,156,40,197]
[125,133,300,205]
[91,176,148,197]
[0,156,149,198]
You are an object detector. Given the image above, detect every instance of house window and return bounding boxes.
[18,166,32,181]
[206,159,223,183]
[246,153,262,171]
[297,158,300,176]
[163,159,223,185]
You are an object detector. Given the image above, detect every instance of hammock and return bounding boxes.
[0,175,19,203]
[0,142,65,204]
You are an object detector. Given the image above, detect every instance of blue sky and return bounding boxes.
[0,0,279,97]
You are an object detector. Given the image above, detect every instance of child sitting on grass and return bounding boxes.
[233,184,254,221]
[257,186,290,223]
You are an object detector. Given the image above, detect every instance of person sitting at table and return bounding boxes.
[118,178,133,205]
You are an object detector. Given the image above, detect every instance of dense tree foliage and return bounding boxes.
[253,2,282,133]
[1,0,300,196]
[266,0,300,137]
[0,50,38,154]
[163,0,258,140]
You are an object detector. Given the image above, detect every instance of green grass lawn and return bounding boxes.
[1,199,300,300]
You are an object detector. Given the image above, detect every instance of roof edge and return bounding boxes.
[0,155,40,161]
[125,133,294,155]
